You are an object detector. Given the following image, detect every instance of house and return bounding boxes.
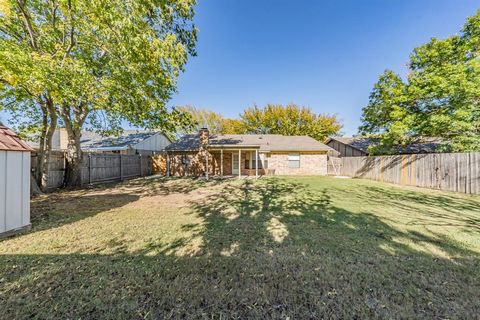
[164,128,337,178]
[0,125,33,237]
[326,136,445,157]
[30,129,171,155]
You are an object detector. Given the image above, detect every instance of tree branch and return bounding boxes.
[61,0,75,64]
[16,0,38,50]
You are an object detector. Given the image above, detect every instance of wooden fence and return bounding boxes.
[32,152,152,190]
[340,152,480,194]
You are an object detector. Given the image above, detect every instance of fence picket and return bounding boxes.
[339,152,480,194]
[31,151,152,190]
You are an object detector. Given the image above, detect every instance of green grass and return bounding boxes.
[1,176,479,319]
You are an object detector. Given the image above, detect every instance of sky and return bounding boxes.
[169,0,479,135]
[1,1,479,136]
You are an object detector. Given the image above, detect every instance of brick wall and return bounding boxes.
[267,152,328,175]
[164,151,328,177]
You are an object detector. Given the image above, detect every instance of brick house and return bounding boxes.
[164,128,337,178]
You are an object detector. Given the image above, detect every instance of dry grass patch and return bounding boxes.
[1,176,479,319]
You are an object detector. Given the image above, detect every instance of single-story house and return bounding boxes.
[164,128,337,177]
[29,128,171,155]
[326,136,444,157]
[0,125,32,237]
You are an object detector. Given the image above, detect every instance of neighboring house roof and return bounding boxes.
[28,129,169,151]
[166,134,335,153]
[327,136,444,154]
[81,130,164,151]
[327,137,377,153]
[0,125,34,152]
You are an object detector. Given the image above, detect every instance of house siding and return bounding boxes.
[162,151,328,176]
[327,140,367,157]
[267,152,328,175]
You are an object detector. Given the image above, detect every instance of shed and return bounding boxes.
[0,125,33,237]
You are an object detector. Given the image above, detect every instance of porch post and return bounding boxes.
[255,149,258,178]
[166,153,170,177]
[220,149,223,177]
[205,152,209,180]
[238,149,241,179]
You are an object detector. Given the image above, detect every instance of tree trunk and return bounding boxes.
[30,173,43,196]
[60,103,88,187]
[35,111,47,185]
[64,126,83,187]
[35,95,57,191]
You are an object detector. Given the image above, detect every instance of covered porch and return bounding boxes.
[207,147,269,179]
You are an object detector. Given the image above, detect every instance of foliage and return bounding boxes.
[176,105,225,135]
[221,118,245,134]
[360,10,480,153]
[176,105,245,135]
[240,104,342,142]
[0,0,198,185]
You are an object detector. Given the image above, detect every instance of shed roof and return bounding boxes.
[0,125,34,152]
[166,134,335,153]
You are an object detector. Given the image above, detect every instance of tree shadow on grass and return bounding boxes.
[118,176,225,197]
[349,185,480,233]
[1,178,479,319]
[3,193,141,237]
[8,176,224,237]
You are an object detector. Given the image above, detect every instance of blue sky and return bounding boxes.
[169,0,479,135]
[1,1,478,136]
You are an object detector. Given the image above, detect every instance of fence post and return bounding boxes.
[120,154,123,181]
[88,153,92,184]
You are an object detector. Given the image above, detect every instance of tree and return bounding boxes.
[360,10,480,153]
[240,104,342,142]
[176,106,225,135]
[1,0,197,186]
[221,118,244,134]
[176,105,245,135]
[0,4,59,190]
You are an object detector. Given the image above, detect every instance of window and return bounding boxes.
[288,153,300,168]
[245,152,264,169]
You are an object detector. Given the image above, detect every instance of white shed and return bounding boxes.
[0,125,33,237]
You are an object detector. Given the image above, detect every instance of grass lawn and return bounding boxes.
[1,176,479,319]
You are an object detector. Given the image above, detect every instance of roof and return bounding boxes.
[327,136,444,154]
[0,125,34,152]
[327,137,378,153]
[81,130,165,150]
[166,134,335,153]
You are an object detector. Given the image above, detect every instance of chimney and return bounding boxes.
[199,127,209,151]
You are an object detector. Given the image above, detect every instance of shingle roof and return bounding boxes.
[328,136,444,154]
[166,134,335,153]
[0,125,34,152]
[80,130,160,150]
[329,137,379,153]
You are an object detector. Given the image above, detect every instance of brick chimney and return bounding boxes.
[199,127,209,151]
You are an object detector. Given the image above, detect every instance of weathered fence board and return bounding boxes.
[32,152,152,190]
[340,152,480,194]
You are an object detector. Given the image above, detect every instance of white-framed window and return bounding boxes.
[245,151,267,169]
[288,153,300,168]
